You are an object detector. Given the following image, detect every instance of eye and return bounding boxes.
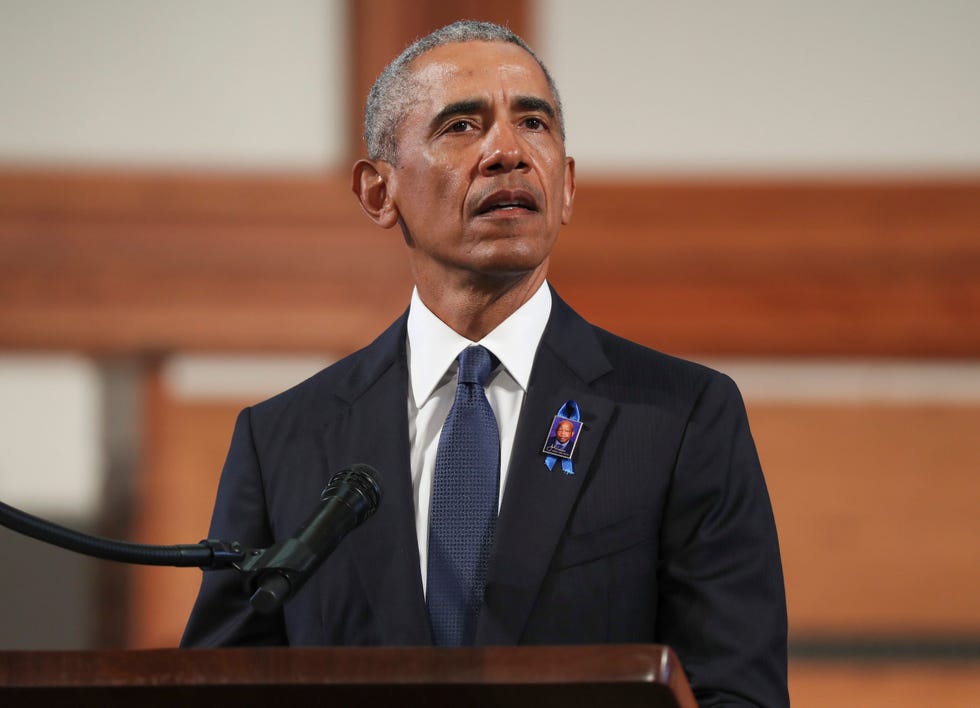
[522,116,547,131]
[446,119,474,133]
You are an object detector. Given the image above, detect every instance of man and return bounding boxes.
[183,20,788,707]
[544,419,577,455]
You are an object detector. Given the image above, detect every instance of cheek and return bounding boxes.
[432,161,470,202]
[406,164,463,208]
[542,160,569,196]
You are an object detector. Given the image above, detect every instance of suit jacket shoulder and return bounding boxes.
[248,312,408,435]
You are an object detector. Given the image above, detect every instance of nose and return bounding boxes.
[478,122,528,175]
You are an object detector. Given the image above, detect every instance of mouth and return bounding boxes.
[474,189,540,216]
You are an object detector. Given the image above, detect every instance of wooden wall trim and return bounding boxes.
[559,178,980,357]
[1,169,978,357]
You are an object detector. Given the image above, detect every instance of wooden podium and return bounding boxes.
[0,644,697,707]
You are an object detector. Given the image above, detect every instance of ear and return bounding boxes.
[352,159,399,229]
[561,156,576,225]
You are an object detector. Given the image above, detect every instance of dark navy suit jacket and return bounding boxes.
[182,292,788,707]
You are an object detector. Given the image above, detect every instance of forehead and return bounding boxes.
[406,40,555,110]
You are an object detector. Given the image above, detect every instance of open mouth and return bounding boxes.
[475,189,539,215]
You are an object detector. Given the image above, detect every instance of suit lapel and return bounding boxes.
[316,315,433,644]
[477,294,615,644]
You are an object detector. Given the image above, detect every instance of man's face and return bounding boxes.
[381,41,575,288]
[556,420,574,443]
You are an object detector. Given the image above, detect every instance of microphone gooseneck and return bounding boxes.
[0,499,244,568]
[0,463,383,615]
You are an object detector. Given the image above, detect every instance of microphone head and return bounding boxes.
[321,463,382,522]
[247,463,383,614]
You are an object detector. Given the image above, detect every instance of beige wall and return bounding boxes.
[0,0,346,169]
[537,0,980,174]
[2,1,978,172]
[0,355,103,518]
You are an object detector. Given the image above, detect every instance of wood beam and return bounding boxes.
[1,169,978,357]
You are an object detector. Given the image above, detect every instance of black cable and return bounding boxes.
[0,499,242,568]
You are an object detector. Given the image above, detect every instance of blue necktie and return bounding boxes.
[427,345,500,645]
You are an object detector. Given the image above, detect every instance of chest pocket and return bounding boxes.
[550,510,655,570]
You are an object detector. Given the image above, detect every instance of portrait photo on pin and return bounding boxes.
[542,416,582,459]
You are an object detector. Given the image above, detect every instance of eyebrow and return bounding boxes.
[430,99,487,131]
[513,95,556,120]
[429,95,557,131]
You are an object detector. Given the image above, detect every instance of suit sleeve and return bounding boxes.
[657,372,788,707]
[180,407,289,647]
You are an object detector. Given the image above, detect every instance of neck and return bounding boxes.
[414,267,547,341]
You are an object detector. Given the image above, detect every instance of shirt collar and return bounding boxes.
[407,281,552,407]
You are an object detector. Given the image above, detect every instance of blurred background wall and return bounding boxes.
[0,1,977,705]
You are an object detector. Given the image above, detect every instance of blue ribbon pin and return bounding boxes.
[543,400,581,475]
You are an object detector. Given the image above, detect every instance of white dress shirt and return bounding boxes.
[406,281,552,595]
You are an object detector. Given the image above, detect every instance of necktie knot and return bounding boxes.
[457,345,494,386]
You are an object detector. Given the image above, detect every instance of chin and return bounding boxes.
[472,245,549,276]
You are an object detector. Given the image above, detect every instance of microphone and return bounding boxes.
[242,463,383,614]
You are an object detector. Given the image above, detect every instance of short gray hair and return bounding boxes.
[364,20,565,163]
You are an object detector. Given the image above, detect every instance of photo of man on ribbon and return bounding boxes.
[542,417,581,459]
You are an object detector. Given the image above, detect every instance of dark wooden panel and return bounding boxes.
[1,169,978,356]
[0,645,697,708]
